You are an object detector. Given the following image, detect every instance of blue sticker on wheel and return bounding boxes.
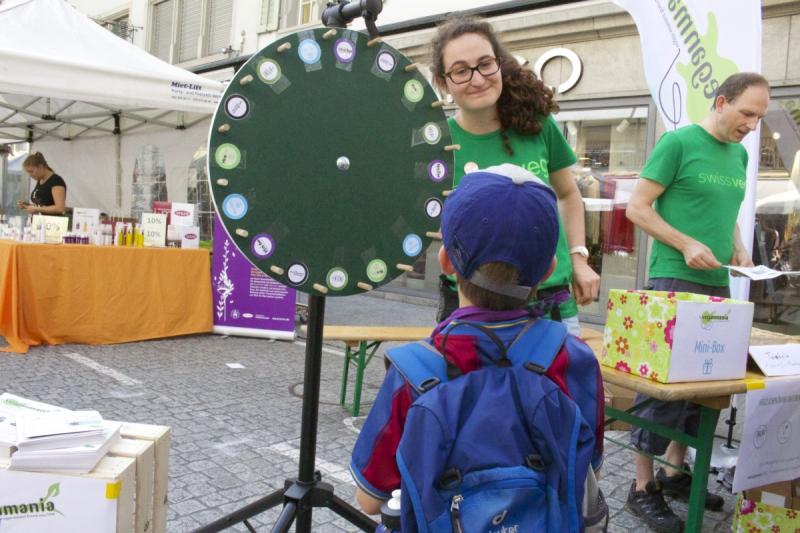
[222,194,248,220]
[298,39,322,65]
[403,234,423,257]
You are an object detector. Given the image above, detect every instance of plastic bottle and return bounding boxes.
[377,490,401,532]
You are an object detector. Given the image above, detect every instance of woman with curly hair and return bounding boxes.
[432,16,599,334]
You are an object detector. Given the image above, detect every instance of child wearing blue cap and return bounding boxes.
[350,164,605,526]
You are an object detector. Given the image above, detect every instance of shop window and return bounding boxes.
[555,106,650,322]
[752,97,800,334]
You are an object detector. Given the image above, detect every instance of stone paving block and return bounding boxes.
[0,293,746,532]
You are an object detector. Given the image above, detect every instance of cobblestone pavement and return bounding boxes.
[0,294,740,532]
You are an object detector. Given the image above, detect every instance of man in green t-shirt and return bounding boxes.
[624,72,770,533]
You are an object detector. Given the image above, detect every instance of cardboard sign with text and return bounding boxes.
[141,213,167,248]
[32,215,68,244]
[170,202,195,227]
[71,207,100,232]
[602,290,753,383]
[0,468,118,532]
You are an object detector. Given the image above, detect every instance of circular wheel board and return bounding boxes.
[208,28,453,296]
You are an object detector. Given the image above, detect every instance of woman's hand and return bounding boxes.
[24,204,40,215]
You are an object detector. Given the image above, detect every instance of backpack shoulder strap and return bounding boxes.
[386,341,448,394]
[507,319,568,372]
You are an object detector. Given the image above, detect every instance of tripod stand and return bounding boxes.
[194,295,379,533]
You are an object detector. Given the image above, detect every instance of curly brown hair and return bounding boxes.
[431,16,560,155]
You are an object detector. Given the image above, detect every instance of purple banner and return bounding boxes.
[212,215,296,338]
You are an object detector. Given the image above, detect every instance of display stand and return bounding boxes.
[197,0,452,529]
[194,295,377,533]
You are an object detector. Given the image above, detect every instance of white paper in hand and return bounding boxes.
[725,264,800,280]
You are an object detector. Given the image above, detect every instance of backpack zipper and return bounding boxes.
[450,494,464,533]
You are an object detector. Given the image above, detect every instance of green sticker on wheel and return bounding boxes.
[215,144,242,170]
[366,259,388,283]
[327,267,349,291]
[404,79,424,103]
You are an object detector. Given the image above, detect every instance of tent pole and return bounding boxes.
[114,113,122,210]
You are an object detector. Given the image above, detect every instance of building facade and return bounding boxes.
[72,0,800,333]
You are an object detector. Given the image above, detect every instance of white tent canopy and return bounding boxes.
[0,0,224,143]
[0,0,224,214]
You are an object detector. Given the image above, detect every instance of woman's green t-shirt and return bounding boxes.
[446,115,579,317]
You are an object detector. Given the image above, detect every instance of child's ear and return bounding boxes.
[438,246,456,275]
[540,256,557,283]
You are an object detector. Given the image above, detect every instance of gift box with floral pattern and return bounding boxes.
[733,494,800,532]
[601,289,754,383]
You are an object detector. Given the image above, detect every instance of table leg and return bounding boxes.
[684,404,720,533]
[339,345,353,407]
[349,341,368,417]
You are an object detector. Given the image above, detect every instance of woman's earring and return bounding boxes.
[445,93,454,105]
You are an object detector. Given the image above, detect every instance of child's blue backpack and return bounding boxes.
[387,319,598,533]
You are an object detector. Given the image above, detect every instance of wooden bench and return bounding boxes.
[318,325,433,416]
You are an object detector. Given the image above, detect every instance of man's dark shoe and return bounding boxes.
[656,465,725,511]
[625,480,684,533]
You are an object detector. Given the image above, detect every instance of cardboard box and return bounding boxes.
[115,422,171,533]
[602,289,754,383]
[109,438,155,533]
[604,382,635,431]
[742,480,800,510]
[0,455,136,532]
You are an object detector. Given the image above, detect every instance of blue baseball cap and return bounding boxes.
[442,164,559,300]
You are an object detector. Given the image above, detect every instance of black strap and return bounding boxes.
[440,321,511,379]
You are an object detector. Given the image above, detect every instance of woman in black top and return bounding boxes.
[17,152,67,215]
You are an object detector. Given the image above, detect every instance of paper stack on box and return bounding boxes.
[0,393,120,473]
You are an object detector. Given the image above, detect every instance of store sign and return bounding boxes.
[532,47,583,94]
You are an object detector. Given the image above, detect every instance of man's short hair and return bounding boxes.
[714,72,769,104]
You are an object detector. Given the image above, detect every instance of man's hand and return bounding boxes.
[682,239,721,270]
[571,259,600,305]
[730,248,754,268]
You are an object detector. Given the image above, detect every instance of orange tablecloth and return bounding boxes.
[0,241,212,353]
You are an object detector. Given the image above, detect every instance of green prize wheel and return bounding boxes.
[208,29,453,297]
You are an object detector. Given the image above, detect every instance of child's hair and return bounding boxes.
[431,16,560,155]
[456,262,534,311]
[22,152,53,171]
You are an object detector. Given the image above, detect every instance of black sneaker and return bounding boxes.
[656,465,725,511]
[625,480,684,533]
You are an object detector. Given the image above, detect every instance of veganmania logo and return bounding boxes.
[0,483,62,520]
[700,310,729,329]
[660,0,739,126]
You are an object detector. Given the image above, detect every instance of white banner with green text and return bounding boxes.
[614,0,763,299]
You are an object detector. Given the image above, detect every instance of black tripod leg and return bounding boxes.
[270,501,298,533]
[192,489,286,533]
